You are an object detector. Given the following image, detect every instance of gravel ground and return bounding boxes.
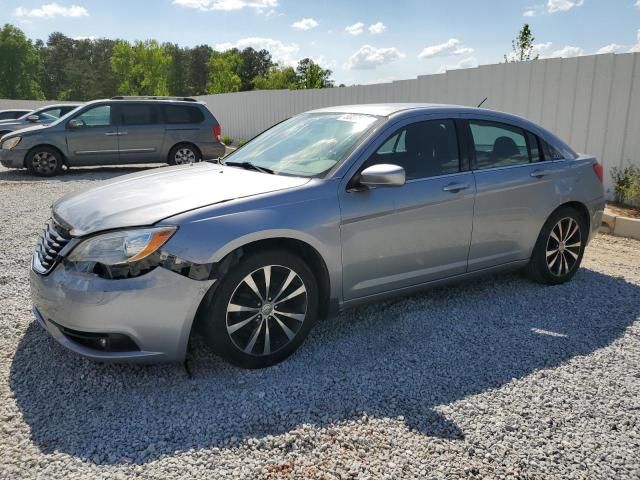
[1,164,639,479]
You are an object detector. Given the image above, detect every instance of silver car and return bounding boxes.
[29,104,605,368]
[0,104,81,137]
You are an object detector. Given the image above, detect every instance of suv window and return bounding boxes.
[469,120,529,169]
[39,107,64,121]
[73,105,112,127]
[120,104,158,126]
[369,119,459,180]
[163,105,204,124]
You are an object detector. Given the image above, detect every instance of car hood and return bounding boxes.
[1,123,47,136]
[53,163,310,236]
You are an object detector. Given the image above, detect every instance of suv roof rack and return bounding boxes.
[110,96,198,102]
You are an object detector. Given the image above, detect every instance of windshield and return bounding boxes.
[224,112,381,177]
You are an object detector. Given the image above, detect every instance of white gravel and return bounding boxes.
[1,165,639,479]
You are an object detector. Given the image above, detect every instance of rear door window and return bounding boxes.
[163,105,205,124]
[120,104,159,126]
[469,120,530,169]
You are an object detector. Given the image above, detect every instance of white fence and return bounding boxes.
[2,52,639,194]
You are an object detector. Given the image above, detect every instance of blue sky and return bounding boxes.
[4,0,640,85]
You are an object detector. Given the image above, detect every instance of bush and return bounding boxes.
[220,135,233,146]
[237,139,247,147]
[611,165,640,205]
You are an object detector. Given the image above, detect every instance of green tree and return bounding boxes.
[0,24,43,99]
[504,24,539,62]
[237,47,273,91]
[207,51,242,94]
[164,43,188,96]
[295,58,334,89]
[187,45,213,96]
[111,39,171,96]
[253,65,298,90]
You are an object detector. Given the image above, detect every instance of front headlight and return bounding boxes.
[2,136,21,150]
[67,227,177,266]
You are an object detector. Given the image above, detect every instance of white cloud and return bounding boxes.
[345,22,365,36]
[548,45,584,57]
[595,43,624,54]
[14,3,89,19]
[74,36,96,41]
[291,17,318,31]
[418,38,473,59]
[172,0,277,12]
[438,57,478,73]
[368,22,386,34]
[215,37,299,66]
[636,0,640,7]
[346,45,405,70]
[523,9,537,16]
[630,30,640,53]
[546,0,584,13]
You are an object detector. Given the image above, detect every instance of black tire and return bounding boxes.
[525,206,587,285]
[168,143,201,165]
[201,250,319,369]
[25,146,63,177]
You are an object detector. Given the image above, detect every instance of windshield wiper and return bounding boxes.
[224,161,274,175]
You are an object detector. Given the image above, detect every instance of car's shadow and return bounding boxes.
[0,165,165,183]
[9,268,639,465]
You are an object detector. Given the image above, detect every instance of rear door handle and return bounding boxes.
[530,169,553,178]
[118,131,128,136]
[442,182,470,192]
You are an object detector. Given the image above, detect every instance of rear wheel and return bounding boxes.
[201,250,319,368]
[168,143,201,165]
[25,147,63,177]
[525,206,587,285]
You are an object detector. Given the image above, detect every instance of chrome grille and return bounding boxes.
[33,218,72,274]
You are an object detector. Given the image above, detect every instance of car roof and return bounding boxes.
[35,103,81,110]
[84,98,206,106]
[309,102,574,155]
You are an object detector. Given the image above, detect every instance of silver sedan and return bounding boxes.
[30,104,605,368]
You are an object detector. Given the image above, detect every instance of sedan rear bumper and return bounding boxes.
[30,264,215,363]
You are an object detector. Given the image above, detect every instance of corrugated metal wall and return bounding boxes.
[2,52,639,193]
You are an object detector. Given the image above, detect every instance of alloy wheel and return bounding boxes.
[226,265,308,356]
[174,148,196,165]
[546,217,582,276]
[31,151,59,175]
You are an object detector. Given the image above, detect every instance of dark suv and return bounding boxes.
[0,97,225,176]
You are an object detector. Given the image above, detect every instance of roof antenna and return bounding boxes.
[477,97,488,108]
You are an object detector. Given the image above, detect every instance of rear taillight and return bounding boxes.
[213,124,221,142]
[592,162,604,183]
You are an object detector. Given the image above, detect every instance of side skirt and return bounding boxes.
[338,259,530,311]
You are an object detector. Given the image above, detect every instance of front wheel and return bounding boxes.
[25,147,63,177]
[525,206,587,285]
[201,250,319,368]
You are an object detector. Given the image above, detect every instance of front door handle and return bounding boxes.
[105,132,118,136]
[118,131,128,136]
[442,182,470,193]
[530,169,553,178]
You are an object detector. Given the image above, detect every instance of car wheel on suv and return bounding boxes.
[169,143,201,165]
[201,250,320,369]
[26,146,63,177]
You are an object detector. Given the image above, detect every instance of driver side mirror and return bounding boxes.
[359,164,406,188]
[67,119,82,129]
[26,114,40,123]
